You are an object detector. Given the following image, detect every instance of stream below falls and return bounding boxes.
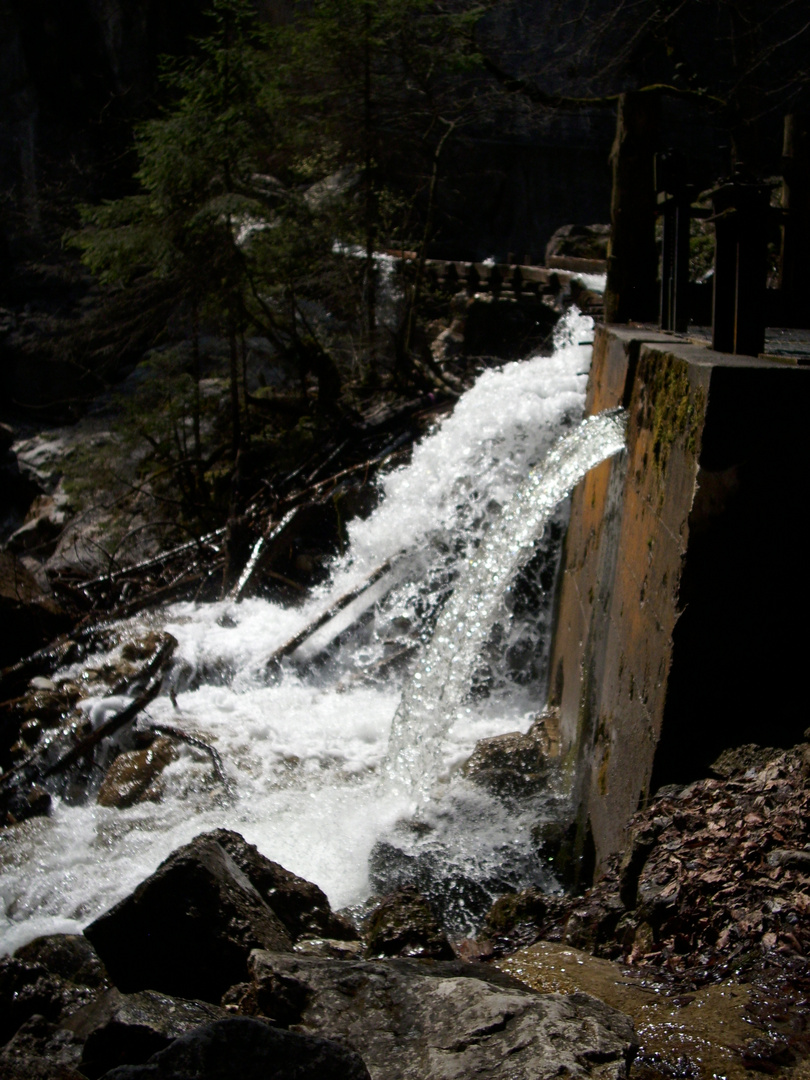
[0,308,628,955]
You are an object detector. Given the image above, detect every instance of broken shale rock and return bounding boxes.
[243,951,637,1080]
[84,833,293,1002]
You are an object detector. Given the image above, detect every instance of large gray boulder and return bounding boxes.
[242,951,638,1080]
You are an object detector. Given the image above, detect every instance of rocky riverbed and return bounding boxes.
[2,714,808,1079]
[0,828,637,1080]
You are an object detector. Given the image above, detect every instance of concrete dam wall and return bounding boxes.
[550,325,810,876]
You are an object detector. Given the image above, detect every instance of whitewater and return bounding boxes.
[0,308,624,954]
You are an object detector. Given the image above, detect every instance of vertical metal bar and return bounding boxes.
[673,201,691,334]
[712,211,737,353]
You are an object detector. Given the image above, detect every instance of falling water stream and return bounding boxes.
[0,308,626,954]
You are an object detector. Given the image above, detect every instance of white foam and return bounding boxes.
[0,309,604,954]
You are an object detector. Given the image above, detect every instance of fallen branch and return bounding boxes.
[229,507,300,602]
[147,722,233,798]
[42,633,177,778]
[0,633,177,793]
[265,558,398,672]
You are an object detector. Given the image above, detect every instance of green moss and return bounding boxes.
[638,353,706,479]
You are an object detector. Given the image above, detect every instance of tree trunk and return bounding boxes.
[604,91,660,325]
[228,315,241,458]
[362,0,377,377]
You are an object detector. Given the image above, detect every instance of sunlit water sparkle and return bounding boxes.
[0,309,625,952]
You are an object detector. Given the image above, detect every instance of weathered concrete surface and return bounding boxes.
[550,324,810,876]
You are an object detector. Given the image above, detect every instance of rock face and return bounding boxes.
[243,951,637,1080]
[96,1017,371,1080]
[83,833,293,1002]
[0,1013,87,1080]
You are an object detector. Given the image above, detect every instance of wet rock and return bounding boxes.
[245,951,637,1080]
[63,987,231,1079]
[0,954,100,1046]
[15,935,109,990]
[97,738,177,809]
[208,829,358,942]
[119,632,169,664]
[3,785,52,825]
[83,833,293,1002]
[221,969,312,1027]
[96,1016,371,1080]
[364,885,455,960]
[0,1014,86,1079]
[462,721,551,797]
[485,887,551,934]
[293,937,365,960]
[564,894,626,958]
[367,833,514,936]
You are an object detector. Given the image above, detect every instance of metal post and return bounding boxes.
[711,169,770,356]
[656,151,692,333]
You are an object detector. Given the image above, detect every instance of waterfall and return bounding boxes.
[0,308,624,953]
[385,410,626,798]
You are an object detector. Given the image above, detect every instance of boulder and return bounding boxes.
[97,738,177,809]
[462,718,552,797]
[63,987,231,1080]
[96,1017,371,1080]
[364,886,455,960]
[83,833,293,1002]
[207,829,358,943]
[14,934,109,991]
[2,785,52,826]
[244,951,638,1080]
